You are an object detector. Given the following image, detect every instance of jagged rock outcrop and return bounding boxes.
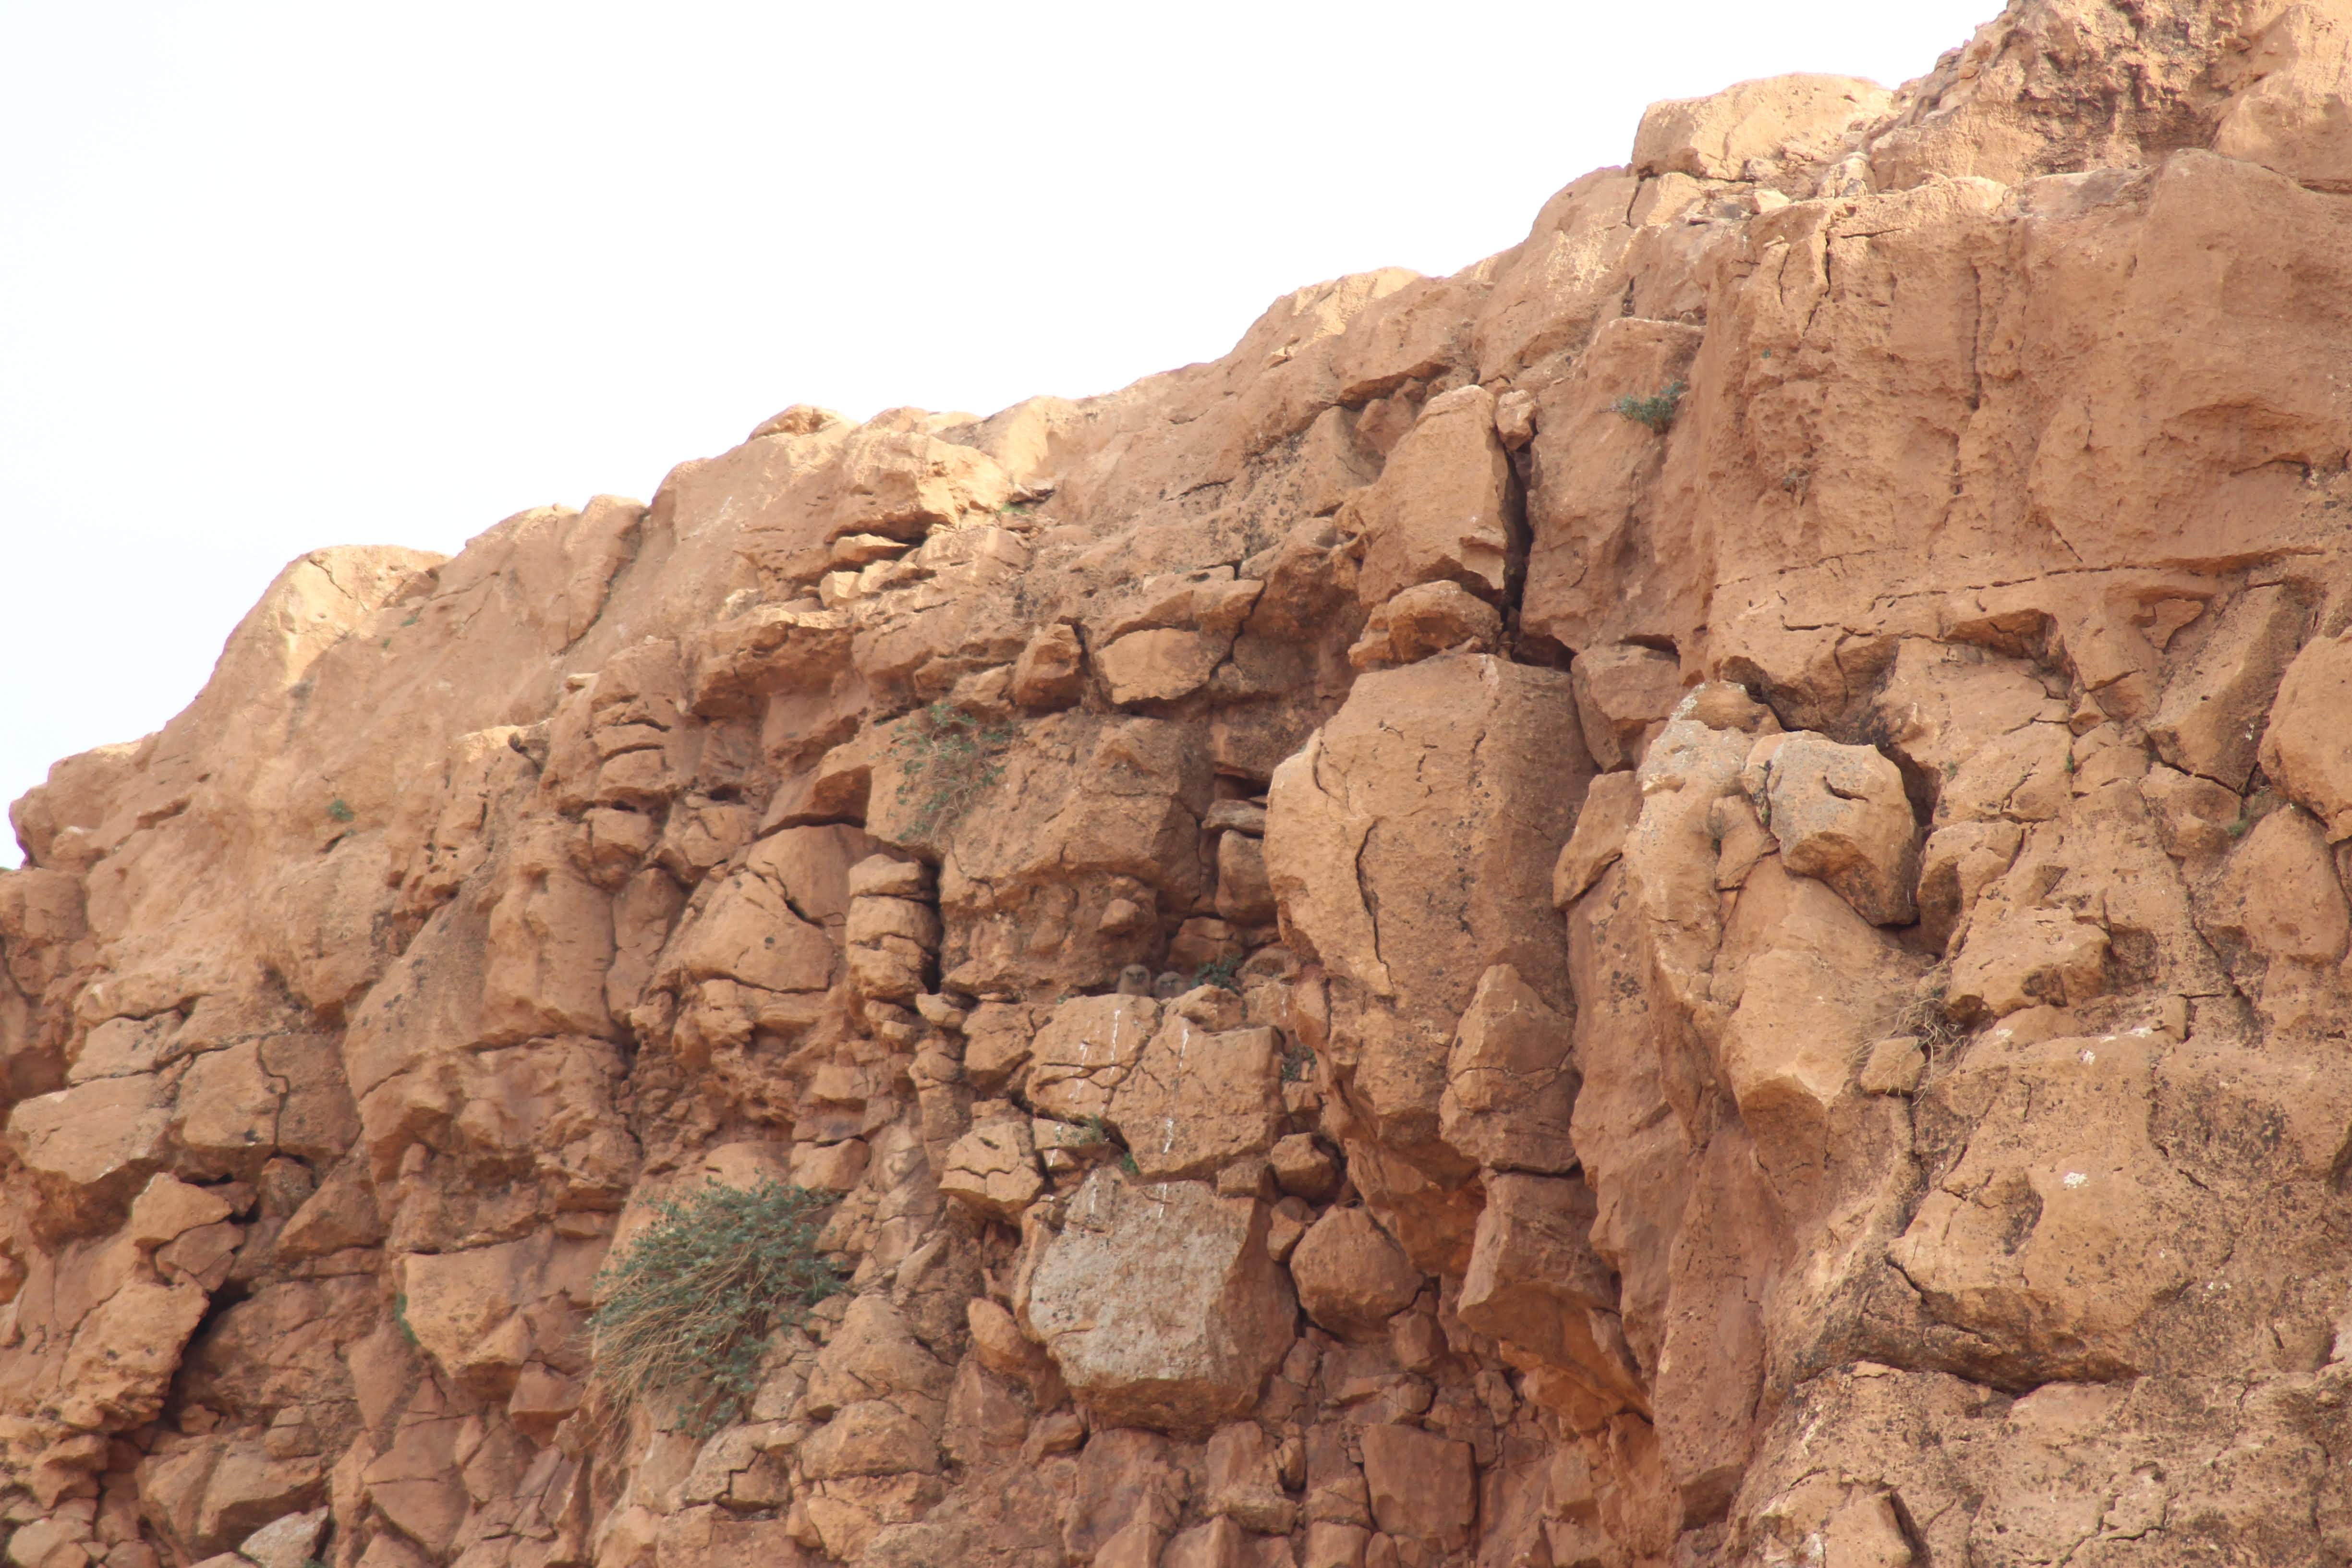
[14,2,2352,1564]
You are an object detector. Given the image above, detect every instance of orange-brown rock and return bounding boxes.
[17,10,2352,1564]
[1343,387,1515,610]
[1266,652,1586,1206]
[1436,966,1577,1174]
[1024,1172,1295,1435]
[1287,1207,1420,1341]
[1633,74,1892,182]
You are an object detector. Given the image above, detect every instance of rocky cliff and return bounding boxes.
[13,3,2352,1564]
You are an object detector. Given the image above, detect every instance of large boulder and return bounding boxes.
[1025,1171,1295,1435]
[2145,582,2310,790]
[2261,627,2352,839]
[1458,1173,1645,1410]
[2215,3,2352,189]
[1105,1010,1284,1183]
[1437,965,1578,1174]
[1572,644,1683,772]
[1343,387,1517,609]
[1024,993,1161,1123]
[1742,733,1920,926]
[1711,860,1919,1219]
[1517,317,1707,656]
[937,1117,1043,1221]
[6,1072,170,1217]
[1358,1423,1476,1552]
[1946,904,2111,1022]
[2207,805,2351,964]
[1289,1206,1422,1340]
[1266,654,1588,1168]
[933,713,1214,996]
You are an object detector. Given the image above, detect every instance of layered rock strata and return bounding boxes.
[15,3,2352,1564]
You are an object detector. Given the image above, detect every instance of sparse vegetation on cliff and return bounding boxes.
[588,1179,841,1437]
[891,702,1017,837]
[1611,380,1686,433]
[1193,953,1243,992]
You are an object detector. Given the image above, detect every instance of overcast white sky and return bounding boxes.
[0,0,1995,867]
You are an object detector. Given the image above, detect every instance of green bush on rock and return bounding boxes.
[588,1178,842,1437]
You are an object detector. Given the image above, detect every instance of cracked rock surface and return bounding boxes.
[16,3,2352,1563]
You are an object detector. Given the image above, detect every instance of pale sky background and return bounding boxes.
[0,0,1997,868]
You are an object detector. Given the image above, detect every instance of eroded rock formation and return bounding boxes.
[13,2,2352,1563]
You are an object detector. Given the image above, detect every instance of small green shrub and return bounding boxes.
[1077,1114,1138,1175]
[1280,1044,1315,1084]
[326,798,355,823]
[589,1179,842,1438]
[391,1293,419,1346]
[1611,380,1687,434]
[890,703,1017,838]
[1193,954,1243,992]
[1073,1114,1140,1175]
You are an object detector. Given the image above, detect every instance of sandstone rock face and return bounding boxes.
[1105,1010,1283,1183]
[11,12,2352,1566]
[2262,626,2352,837]
[1633,74,1894,181]
[1570,644,1683,771]
[1344,386,1516,610]
[1265,652,1587,1241]
[1742,732,1920,925]
[1436,965,1577,1173]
